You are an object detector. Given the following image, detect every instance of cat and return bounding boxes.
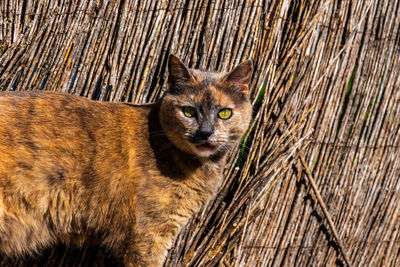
[0,54,253,266]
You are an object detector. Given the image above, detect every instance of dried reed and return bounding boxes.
[0,0,399,266]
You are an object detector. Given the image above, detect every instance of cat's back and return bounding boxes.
[0,91,93,149]
[0,90,123,119]
[0,90,148,135]
[0,91,102,125]
[0,91,150,181]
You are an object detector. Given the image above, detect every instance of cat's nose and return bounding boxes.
[197,129,213,141]
[194,122,214,142]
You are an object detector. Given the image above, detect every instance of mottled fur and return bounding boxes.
[0,55,252,266]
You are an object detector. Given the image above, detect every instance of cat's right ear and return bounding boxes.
[168,55,192,93]
[222,59,253,94]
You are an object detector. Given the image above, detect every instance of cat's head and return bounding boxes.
[159,55,253,158]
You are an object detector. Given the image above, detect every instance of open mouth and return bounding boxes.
[195,142,215,151]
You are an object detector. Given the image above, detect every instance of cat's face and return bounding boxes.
[159,55,253,158]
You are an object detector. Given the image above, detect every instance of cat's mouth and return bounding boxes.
[195,142,215,152]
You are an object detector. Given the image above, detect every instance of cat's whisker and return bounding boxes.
[235,149,250,167]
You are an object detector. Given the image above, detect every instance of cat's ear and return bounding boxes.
[223,60,253,93]
[168,54,192,86]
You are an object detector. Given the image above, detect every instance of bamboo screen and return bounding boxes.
[0,0,399,266]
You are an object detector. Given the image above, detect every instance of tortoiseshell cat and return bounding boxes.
[0,55,253,266]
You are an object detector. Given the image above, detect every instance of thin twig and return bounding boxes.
[289,132,353,266]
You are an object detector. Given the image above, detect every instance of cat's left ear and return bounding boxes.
[222,60,253,93]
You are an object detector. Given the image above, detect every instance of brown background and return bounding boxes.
[1,0,399,266]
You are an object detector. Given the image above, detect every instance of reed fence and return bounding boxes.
[1,0,399,266]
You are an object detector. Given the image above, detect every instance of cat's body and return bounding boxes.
[0,55,252,266]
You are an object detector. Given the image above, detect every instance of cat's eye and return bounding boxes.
[183,106,197,118]
[218,108,232,120]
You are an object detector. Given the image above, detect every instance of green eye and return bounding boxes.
[183,106,197,118]
[218,108,232,120]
